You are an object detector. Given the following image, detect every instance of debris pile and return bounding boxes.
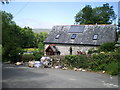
[28,60,35,67]
[41,56,52,68]
[14,56,87,72]
[15,61,23,65]
[34,61,42,68]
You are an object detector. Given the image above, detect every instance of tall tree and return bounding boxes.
[75,5,93,24]
[20,26,35,48]
[2,11,23,62]
[75,3,116,24]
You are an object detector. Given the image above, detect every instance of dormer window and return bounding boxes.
[55,34,60,39]
[71,34,77,39]
[93,34,98,40]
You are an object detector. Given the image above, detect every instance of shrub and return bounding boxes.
[32,42,44,60]
[89,53,120,74]
[64,53,120,75]
[21,54,34,62]
[33,51,43,60]
[88,48,100,54]
[65,55,89,68]
[105,62,119,75]
[99,42,116,52]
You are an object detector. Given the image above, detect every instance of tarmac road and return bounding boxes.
[2,64,119,88]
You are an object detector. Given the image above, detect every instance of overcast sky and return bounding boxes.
[2,0,119,29]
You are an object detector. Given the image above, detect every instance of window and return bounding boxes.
[55,34,60,39]
[93,34,98,40]
[68,25,85,33]
[71,34,77,39]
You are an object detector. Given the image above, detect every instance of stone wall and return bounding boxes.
[44,44,98,55]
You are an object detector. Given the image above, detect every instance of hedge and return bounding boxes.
[64,53,120,75]
[21,54,35,62]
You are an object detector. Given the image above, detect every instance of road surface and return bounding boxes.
[2,64,119,88]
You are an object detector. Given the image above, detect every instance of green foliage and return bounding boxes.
[75,3,116,24]
[88,48,100,54]
[89,53,119,71]
[64,53,119,75]
[65,55,89,68]
[2,11,24,62]
[75,5,93,24]
[33,51,42,61]
[2,43,23,62]
[115,47,120,53]
[20,26,35,48]
[21,54,34,62]
[33,42,44,60]
[99,42,116,52]
[105,62,119,75]
[23,48,38,52]
[34,32,48,48]
[2,11,47,62]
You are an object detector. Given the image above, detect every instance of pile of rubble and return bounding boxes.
[14,56,88,72]
[15,56,52,68]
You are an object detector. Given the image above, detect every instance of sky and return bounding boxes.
[1,0,120,29]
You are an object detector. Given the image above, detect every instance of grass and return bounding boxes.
[23,48,39,52]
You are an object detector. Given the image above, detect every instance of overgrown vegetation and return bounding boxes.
[99,42,116,52]
[2,11,48,63]
[64,53,120,75]
[88,42,118,54]
[21,54,34,62]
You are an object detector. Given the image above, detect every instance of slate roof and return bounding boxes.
[44,25,116,46]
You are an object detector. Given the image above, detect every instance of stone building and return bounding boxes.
[44,25,116,55]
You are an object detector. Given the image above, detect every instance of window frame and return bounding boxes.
[93,34,98,40]
[55,34,60,39]
[71,34,77,39]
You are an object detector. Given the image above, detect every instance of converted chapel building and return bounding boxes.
[44,25,116,56]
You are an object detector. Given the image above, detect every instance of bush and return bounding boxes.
[99,42,116,52]
[21,54,34,62]
[105,62,119,75]
[64,53,120,75]
[32,42,44,60]
[2,45,23,63]
[88,48,100,54]
[65,55,89,68]
[33,51,43,60]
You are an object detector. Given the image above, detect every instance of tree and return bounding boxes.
[20,26,35,48]
[75,5,94,24]
[99,42,116,52]
[75,3,116,24]
[2,11,23,62]
[34,32,48,48]
[2,11,48,62]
